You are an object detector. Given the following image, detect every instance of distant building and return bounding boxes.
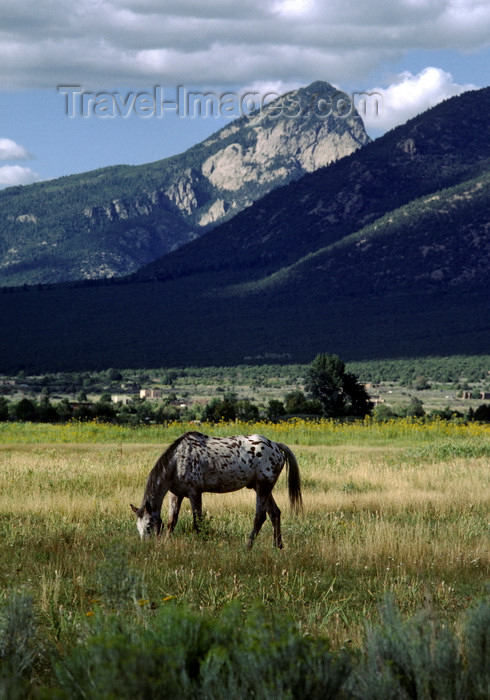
[140,388,163,399]
[480,391,490,400]
[462,391,473,400]
[112,395,131,405]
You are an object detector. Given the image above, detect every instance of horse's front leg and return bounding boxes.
[189,491,203,532]
[167,493,183,534]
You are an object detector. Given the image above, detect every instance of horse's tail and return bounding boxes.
[278,443,303,514]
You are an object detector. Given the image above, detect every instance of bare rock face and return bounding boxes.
[193,81,369,222]
[165,169,200,215]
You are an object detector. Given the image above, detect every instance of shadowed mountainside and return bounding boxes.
[0,87,488,372]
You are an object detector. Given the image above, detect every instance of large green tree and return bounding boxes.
[304,353,372,418]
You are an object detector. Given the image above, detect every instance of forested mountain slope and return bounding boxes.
[135,87,490,285]
[0,81,367,286]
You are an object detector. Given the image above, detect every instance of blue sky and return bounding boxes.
[0,0,488,187]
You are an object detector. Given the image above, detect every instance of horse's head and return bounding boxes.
[130,502,162,539]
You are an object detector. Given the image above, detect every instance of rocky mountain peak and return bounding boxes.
[192,81,369,217]
[0,81,370,285]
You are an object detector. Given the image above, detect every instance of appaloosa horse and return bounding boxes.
[131,431,302,548]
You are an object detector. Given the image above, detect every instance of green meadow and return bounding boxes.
[0,418,488,697]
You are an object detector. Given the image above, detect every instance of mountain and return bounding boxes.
[134,86,490,284]
[0,87,488,373]
[0,81,368,286]
[231,169,490,300]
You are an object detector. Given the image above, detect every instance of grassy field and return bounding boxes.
[0,418,488,662]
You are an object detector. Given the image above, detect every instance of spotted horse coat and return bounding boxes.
[131,431,302,548]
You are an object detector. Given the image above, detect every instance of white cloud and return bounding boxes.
[0,137,31,160]
[273,0,316,18]
[361,67,477,133]
[0,165,40,187]
[0,137,38,188]
[0,0,489,88]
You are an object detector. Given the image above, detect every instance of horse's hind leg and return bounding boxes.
[266,494,283,549]
[247,488,269,549]
[167,493,183,534]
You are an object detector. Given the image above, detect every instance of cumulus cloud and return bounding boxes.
[361,67,477,133]
[0,0,489,88]
[0,137,32,160]
[0,165,40,187]
[0,137,39,188]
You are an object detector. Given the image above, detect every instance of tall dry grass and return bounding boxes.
[0,421,488,649]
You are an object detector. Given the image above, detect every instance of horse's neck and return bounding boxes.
[144,459,169,512]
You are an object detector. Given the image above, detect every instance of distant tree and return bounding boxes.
[14,398,36,422]
[412,375,431,390]
[132,401,155,424]
[94,396,116,421]
[284,390,307,414]
[154,403,179,423]
[235,400,260,422]
[0,396,9,421]
[162,371,179,385]
[284,390,322,416]
[202,398,236,422]
[57,398,73,422]
[474,404,490,422]
[400,396,425,418]
[73,404,95,421]
[342,371,374,418]
[372,404,397,421]
[36,396,59,423]
[267,399,286,421]
[429,406,462,421]
[304,353,372,418]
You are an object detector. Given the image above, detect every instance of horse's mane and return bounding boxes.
[144,432,206,498]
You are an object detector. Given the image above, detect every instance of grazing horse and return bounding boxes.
[130,431,302,548]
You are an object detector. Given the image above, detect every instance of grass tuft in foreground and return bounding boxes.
[1,581,489,699]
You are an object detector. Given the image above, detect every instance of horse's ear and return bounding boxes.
[130,503,139,514]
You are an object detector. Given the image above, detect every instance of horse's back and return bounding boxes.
[173,433,284,493]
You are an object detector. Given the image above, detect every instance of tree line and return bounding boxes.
[1,354,489,424]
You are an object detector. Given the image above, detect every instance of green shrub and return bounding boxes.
[349,595,465,699]
[0,592,38,699]
[97,543,145,611]
[54,601,350,700]
[54,606,211,699]
[1,567,488,698]
[464,597,490,700]
[198,603,350,700]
